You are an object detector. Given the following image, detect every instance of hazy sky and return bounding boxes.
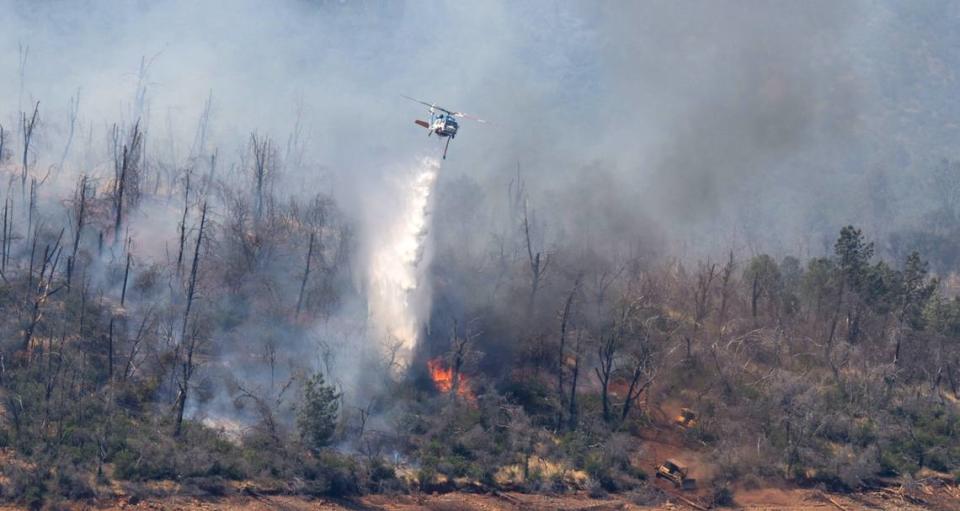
[2,0,959,259]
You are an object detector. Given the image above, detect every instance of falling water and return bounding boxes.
[366,155,441,368]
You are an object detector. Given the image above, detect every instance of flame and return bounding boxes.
[427,357,476,403]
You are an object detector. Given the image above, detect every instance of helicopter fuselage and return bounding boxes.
[405,95,481,159]
[430,112,458,138]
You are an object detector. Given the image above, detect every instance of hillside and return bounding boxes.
[2,2,960,510]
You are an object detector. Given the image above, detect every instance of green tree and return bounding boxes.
[892,252,937,364]
[297,372,340,453]
[925,295,960,338]
[800,257,836,319]
[861,260,898,315]
[899,252,937,329]
[833,226,874,343]
[743,254,781,321]
[835,226,873,293]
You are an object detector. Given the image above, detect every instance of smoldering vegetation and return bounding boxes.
[0,0,959,509]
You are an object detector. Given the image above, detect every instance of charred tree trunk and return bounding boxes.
[58,89,79,171]
[684,263,717,363]
[621,362,655,422]
[595,334,616,423]
[296,231,315,318]
[121,251,131,307]
[175,201,207,437]
[568,331,583,431]
[107,316,115,381]
[68,175,88,289]
[556,276,580,429]
[176,172,191,274]
[113,121,143,240]
[250,134,271,223]
[522,201,547,315]
[22,229,65,359]
[27,178,36,237]
[123,313,151,382]
[21,102,39,189]
[28,231,38,290]
[1,197,10,274]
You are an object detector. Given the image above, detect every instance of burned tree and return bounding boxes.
[446,320,476,403]
[685,261,717,360]
[174,201,207,437]
[58,89,80,172]
[620,317,664,421]
[596,299,640,423]
[555,274,581,429]
[67,175,88,288]
[1,197,11,274]
[566,329,585,431]
[176,171,191,273]
[112,121,144,239]
[20,101,39,189]
[595,327,617,423]
[296,231,315,318]
[249,133,273,222]
[22,228,65,359]
[522,199,549,314]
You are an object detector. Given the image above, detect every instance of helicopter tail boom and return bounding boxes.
[414,119,429,129]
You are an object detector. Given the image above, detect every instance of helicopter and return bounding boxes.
[402,95,487,159]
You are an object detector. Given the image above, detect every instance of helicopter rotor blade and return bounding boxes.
[402,95,485,121]
[453,112,489,124]
[401,94,436,108]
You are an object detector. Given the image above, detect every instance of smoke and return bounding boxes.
[365,152,441,367]
[2,0,960,427]
[4,0,951,264]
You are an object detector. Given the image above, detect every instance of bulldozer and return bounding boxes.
[655,459,697,490]
[674,408,698,428]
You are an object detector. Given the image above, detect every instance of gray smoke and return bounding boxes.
[2,0,959,424]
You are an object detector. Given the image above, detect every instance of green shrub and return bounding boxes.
[367,458,402,492]
[301,452,361,497]
[711,484,735,507]
[196,476,229,496]
[55,465,96,500]
[417,465,437,489]
[3,465,46,511]
[112,447,177,481]
[587,478,608,499]
[297,372,340,453]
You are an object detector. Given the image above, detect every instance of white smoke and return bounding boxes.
[365,153,442,368]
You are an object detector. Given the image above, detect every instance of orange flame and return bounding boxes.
[427,357,476,403]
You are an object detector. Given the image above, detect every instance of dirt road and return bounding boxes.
[18,486,953,511]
